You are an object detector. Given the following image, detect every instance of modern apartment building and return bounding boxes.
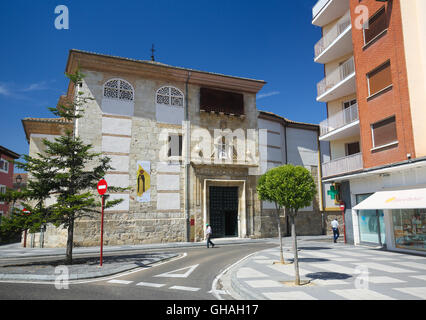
[313,0,426,254]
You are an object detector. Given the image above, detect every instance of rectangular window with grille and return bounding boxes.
[371,116,397,149]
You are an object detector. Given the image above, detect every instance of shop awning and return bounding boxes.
[353,188,426,210]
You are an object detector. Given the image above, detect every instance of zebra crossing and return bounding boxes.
[233,242,426,300]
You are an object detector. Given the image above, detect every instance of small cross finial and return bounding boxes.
[151,44,155,61]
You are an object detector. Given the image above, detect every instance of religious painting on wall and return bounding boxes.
[136,161,151,202]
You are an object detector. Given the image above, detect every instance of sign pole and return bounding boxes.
[100,195,105,267]
[97,178,108,267]
[340,202,347,244]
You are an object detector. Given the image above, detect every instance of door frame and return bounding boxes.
[203,179,246,239]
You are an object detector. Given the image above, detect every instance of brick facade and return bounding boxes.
[350,0,415,169]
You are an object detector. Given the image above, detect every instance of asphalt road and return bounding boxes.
[0,242,275,300]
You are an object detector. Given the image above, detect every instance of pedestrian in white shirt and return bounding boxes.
[206,224,215,248]
[331,219,340,243]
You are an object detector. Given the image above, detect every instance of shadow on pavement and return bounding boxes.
[287,258,329,263]
[299,247,332,251]
[305,272,352,280]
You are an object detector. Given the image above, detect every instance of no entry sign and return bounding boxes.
[22,208,31,215]
[97,179,108,195]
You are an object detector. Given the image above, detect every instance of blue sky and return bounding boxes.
[0,0,324,164]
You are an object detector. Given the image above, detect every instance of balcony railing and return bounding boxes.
[320,103,359,136]
[317,56,355,97]
[313,0,331,20]
[315,10,351,59]
[322,153,363,178]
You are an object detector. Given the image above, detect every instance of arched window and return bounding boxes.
[103,79,134,101]
[156,86,184,107]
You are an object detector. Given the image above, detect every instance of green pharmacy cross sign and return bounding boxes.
[327,185,339,200]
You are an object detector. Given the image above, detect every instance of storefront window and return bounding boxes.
[392,209,426,252]
[356,194,386,245]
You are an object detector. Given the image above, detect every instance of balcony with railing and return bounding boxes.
[322,152,363,178]
[312,0,350,27]
[314,10,352,64]
[319,103,360,141]
[317,56,356,102]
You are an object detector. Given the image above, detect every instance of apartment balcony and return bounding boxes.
[317,56,356,102]
[312,0,350,27]
[314,10,352,64]
[319,103,360,141]
[322,153,363,178]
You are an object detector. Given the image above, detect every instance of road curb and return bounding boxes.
[0,253,179,282]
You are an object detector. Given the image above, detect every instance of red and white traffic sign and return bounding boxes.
[340,203,345,211]
[22,208,31,215]
[97,179,108,195]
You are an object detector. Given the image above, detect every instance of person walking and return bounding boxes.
[331,218,340,243]
[206,224,215,248]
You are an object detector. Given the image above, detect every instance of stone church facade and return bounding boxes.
[22,50,326,247]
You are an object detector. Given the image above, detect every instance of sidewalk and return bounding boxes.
[222,238,426,300]
[0,237,271,282]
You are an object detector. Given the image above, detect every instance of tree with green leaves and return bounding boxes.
[257,164,317,285]
[0,70,125,264]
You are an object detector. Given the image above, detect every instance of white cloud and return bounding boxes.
[21,81,49,92]
[0,84,11,96]
[257,91,280,99]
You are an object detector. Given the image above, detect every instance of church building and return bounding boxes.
[22,49,327,247]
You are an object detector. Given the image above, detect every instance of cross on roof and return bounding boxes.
[151,44,155,62]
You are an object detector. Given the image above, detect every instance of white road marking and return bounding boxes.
[367,276,406,284]
[393,287,426,299]
[154,264,199,278]
[246,280,283,288]
[263,291,317,300]
[136,282,165,288]
[361,262,417,273]
[391,261,426,270]
[236,267,268,279]
[107,280,133,285]
[331,289,395,300]
[169,285,200,292]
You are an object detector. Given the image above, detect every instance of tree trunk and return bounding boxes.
[276,207,285,264]
[65,218,74,265]
[290,212,300,285]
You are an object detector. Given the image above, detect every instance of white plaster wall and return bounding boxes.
[258,118,281,133]
[286,128,318,166]
[157,193,180,210]
[108,155,130,172]
[101,98,134,117]
[156,162,181,173]
[266,132,281,147]
[105,194,130,211]
[104,174,130,189]
[101,136,131,154]
[102,117,132,136]
[156,104,184,125]
[157,174,180,191]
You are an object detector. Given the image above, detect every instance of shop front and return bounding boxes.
[353,188,426,255]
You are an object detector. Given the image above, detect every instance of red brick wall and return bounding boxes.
[0,154,15,214]
[350,0,415,169]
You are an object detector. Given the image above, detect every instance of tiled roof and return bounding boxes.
[259,110,319,128]
[69,49,266,84]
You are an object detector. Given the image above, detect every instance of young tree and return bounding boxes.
[257,165,317,285]
[0,70,124,264]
